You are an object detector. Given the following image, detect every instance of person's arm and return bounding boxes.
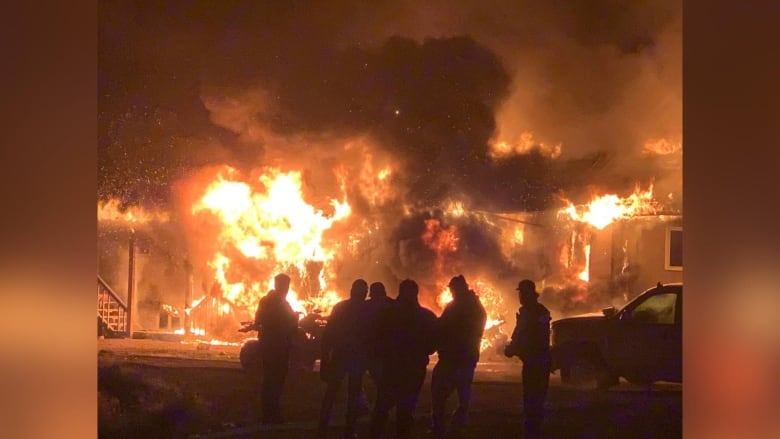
[287,304,299,337]
[504,311,525,357]
[319,307,339,382]
[252,300,264,331]
[321,306,337,354]
[476,303,487,339]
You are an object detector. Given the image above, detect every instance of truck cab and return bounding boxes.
[550,283,682,388]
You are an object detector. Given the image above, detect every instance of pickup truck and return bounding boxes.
[550,282,682,389]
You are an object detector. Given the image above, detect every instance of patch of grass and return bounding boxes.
[98,364,210,439]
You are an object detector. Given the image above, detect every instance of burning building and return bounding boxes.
[98,1,682,350]
[98,173,681,351]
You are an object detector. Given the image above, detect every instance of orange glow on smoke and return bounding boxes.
[352,147,397,207]
[489,131,562,159]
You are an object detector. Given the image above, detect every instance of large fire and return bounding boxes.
[558,183,660,230]
[552,183,668,289]
[98,155,674,347]
[190,166,350,318]
[421,218,511,352]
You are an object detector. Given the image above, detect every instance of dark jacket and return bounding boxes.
[373,300,438,372]
[436,290,487,366]
[363,296,394,358]
[255,291,299,350]
[506,302,551,361]
[321,298,367,362]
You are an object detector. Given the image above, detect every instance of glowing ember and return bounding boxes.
[558,184,659,229]
[97,198,169,225]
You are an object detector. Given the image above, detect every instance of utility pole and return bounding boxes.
[184,258,192,336]
[126,230,136,338]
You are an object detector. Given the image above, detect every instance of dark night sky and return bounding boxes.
[98,0,681,211]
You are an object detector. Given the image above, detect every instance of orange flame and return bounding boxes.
[558,184,659,230]
[578,244,591,282]
[421,219,459,275]
[489,132,562,159]
[191,167,351,315]
[444,200,466,217]
[643,138,682,156]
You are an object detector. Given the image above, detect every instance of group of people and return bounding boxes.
[251,273,552,438]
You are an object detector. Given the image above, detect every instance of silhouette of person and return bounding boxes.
[254,273,299,424]
[504,279,552,438]
[369,279,437,439]
[317,279,369,439]
[364,281,395,388]
[430,275,487,437]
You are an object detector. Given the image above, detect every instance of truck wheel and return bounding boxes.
[566,355,597,387]
[562,354,616,390]
[239,339,263,373]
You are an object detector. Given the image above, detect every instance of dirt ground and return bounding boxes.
[98,338,681,439]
